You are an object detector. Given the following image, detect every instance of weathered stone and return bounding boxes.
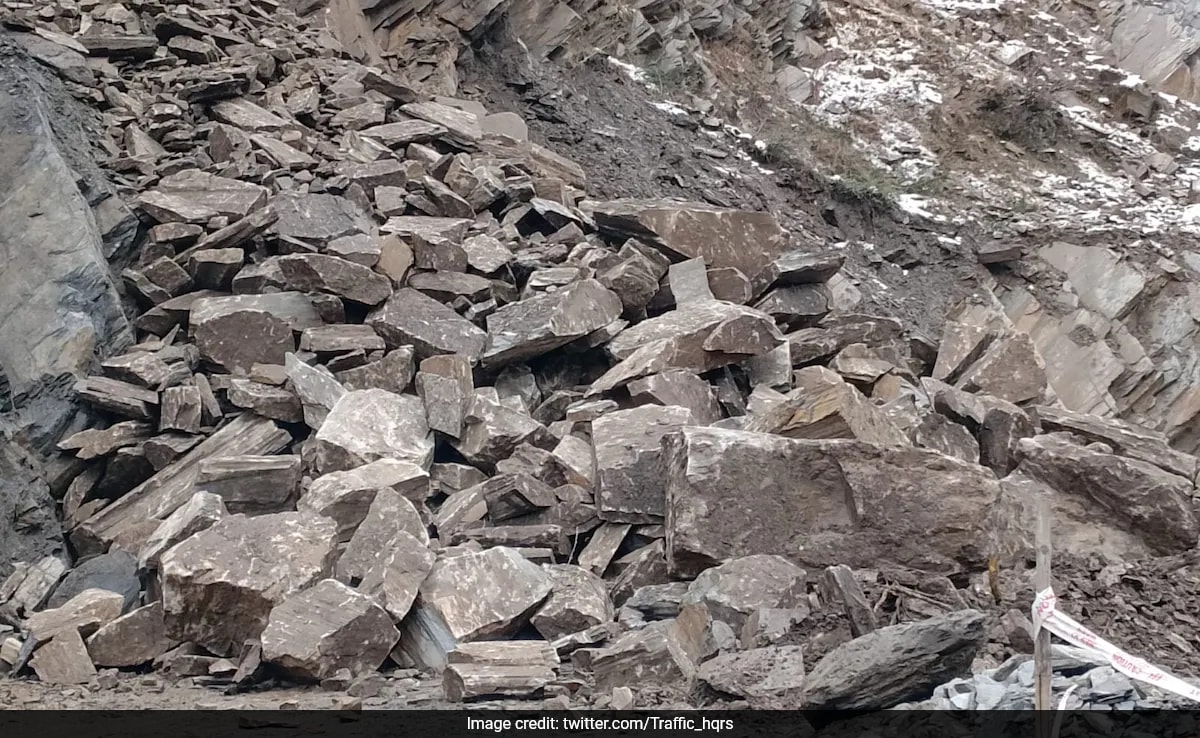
[227,378,303,422]
[86,602,176,667]
[159,386,202,433]
[955,332,1047,405]
[803,610,986,709]
[398,547,553,669]
[311,390,434,474]
[195,455,302,515]
[609,541,669,607]
[337,347,416,393]
[272,192,371,246]
[1011,433,1198,554]
[46,551,139,612]
[1039,241,1147,320]
[160,512,339,656]
[191,293,324,374]
[285,354,347,429]
[758,250,845,289]
[301,460,427,542]
[443,664,555,702]
[26,588,125,644]
[416,355,474,438]
[589,200,789,278]
[462,234,513,273]
[138,170,268,222]
[138,491,227,570]
[358,532,436,621]
[482,280,623,368]
[592,405,695,522]
[74,377,158,420]
[592,301,782,392]
[367,288,486,361]
[740,607,810,650]
[697,645,806,703]
[261,579,399,681]
[664,427,1000,577]
[912,414,980,465]
[30,629,96,685]
[626,372,722,425]
[828,343,897,384]
[755,284,830,329]
[300,325,385,355]
[818,565,877,638]
[59,421,153,460]
[745,367,909,446]
[578,522,631,576]
[588,619,696,690]
[531,565,614,640]
[276,254,392,306]
[338,488,430,582]
[452,392,553,468]
[668,258,716,305]
[681,555,807,631]
[1034,405,1197,480]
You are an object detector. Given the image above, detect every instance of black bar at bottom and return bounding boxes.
[1,710,1198,738]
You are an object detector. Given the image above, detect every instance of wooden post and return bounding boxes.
[1034,496,1053,735]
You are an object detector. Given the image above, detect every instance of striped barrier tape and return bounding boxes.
[1032,587,1200,704]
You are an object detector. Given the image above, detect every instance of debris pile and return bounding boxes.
[2,0,1200,714]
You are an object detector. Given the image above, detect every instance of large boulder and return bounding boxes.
[159,512,338,656]
[662,427,1000,577]
[803,609,986,709]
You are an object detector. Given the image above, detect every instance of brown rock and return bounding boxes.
[301,460,427,542]
[697,645,806,703]
[261,579,399,681]
[482,280,623,368]
[452,392,553,468]
[311,389,434,474]
[357,532,436,621]
[664,427,1000,578]
[745,367,909,446]
[227,378,303,422]
[26,588,125,645]
[367,288,486,361]
[531,565,615,640]
[138,491,227,570]
[398,547,552,669]
[194,455,302,515]
[416,354,474,438]
[681,555,807,631]
[86,602,176,668]
[592,405,695,522]
[443,664,554,702]
[589,200,790,278]
[160,512,339,656]
[31,629,96,685]
[276,254,392,306]
[338,487,430,583]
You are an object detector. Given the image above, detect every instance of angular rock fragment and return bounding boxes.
[337,347,416,393]
[818,565,877,638]
[227,378,302,422]
[300,325,385,354]
[138,170,268,223]
[160,512,338,656]
[588,619,697,690]
[589,200,789,277]
[86,602,176,668]
[261,579,399,681]
[755,284,830,329]
[803,609,985,709]
[398,547,552,669]
[357,533,436,621]
[482,280,623,368]
[276,254,392,306]
[592,405,695,522]
[311,390,434,474]
[531,565,615,640]
[416,355,474,438]
[286,353,347,429]
[59,421,153,460]
[301,460,427,542]
[46,551,140,612]
[664,427,999,577]
[697,645,806,703]
[160,386,202,433]
[452,392,553,468]
[579,522,631,576]
[74,377,158,420]
[758,250,845,288]
[745,367,909,447]
[367,288,486,361]
[194,455,301,515]
[681,555,808,631]
[27,588,126,644]
[138,491,227,570]
[338,487,430,582]
[31,629,96,685]
[444,664,554,702]
[1034,405,1197,480]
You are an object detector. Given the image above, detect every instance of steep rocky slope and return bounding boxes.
[2,0,1200,716]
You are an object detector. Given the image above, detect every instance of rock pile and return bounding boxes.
[2,0,1200,713]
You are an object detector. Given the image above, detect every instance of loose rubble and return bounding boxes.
[4,0,1200,717]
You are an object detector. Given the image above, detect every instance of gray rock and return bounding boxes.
[697,645,806,703]
[277,254,392,306]
[627,371,723,426]
[301,460,427,542]
[137,491,227,570]
[803,609,986,709]
[272,192,371,246]
[46,551,139,612]
[285,353,347,429]
[358,532,436,622]
[85,602,177,668]
[681,555,807,631]
[367,288,487,361]
[338,487,429,582]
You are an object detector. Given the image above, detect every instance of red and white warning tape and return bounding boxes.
[1032,587,1200,704]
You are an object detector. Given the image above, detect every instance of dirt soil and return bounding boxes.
[458,25,988,341]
